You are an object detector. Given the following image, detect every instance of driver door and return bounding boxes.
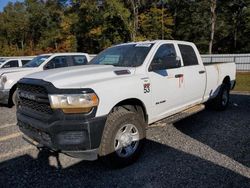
[148,43,184,121]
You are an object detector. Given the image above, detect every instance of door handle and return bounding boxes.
[175,74,184,78]
[199,70,206,74]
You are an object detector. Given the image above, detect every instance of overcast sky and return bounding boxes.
[0,0,23,12]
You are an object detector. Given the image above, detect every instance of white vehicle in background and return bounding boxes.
[0,57,33,69]
[0,53,92,106]
[16,40,236,168]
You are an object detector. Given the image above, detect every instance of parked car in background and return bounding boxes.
[16,40,236,167]
[0,57,33,69]
[0,53,92,106]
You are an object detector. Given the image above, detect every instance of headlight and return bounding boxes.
[49,93,99,114]
[0,75,7,89]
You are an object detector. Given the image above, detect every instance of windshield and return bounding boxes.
[0,60,6,64]
[23,55,50,67]
[89,43,153,67]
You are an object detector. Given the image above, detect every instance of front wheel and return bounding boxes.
[99,110,146,168]
[8,89,18,107]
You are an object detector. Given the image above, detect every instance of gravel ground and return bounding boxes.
[0,93,249,188]
[0,105,16,126]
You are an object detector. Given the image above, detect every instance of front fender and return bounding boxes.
[89,76,152,119]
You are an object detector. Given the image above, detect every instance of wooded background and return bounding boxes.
[0,0,249,56]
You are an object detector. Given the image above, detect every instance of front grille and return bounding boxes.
[20,97,53,114]
[18,83,53,115]
[18,83,47,95]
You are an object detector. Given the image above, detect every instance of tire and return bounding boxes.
[212,84,230,111]
[8,89,17,107]
[99,110,146,168]
[12,89,18,106]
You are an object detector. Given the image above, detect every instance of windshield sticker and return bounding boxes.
[135,43,152,47]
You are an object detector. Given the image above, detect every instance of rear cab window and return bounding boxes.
[72,55,88,66]
[178,44,199,66]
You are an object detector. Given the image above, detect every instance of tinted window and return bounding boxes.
[178,44,199,66]
[2,60,19,68]
[45,56,68,69]
[72,55,87,66]
[21,60,30,65]
[150,44,178,70]
[89,44,153,67]
[23,55,50,67]
[98,55,120,65]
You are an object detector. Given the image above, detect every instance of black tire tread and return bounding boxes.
[212,84,230,111]
[99,109,146,168]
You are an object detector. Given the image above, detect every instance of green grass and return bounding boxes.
[234,72,250,92]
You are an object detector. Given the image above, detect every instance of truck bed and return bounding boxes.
[203,62,236,101]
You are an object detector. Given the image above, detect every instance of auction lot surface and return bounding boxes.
[0,93,250,187]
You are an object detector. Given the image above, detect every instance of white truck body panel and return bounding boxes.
[16,40,237,164]
[24,40,236,124]
[2,68,37,90]
[203,62,236,101]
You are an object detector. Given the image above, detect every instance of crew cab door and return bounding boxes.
[148,43,184,121]
[177,44,206,107]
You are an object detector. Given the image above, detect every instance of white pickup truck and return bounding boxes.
[0,57,33,69]
[0,53,91,106]
[16,40,236,167]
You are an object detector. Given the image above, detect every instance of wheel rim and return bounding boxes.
[114,124,140,158]
[222,89,228,106]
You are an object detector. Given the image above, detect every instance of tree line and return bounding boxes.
[0,0,249,56]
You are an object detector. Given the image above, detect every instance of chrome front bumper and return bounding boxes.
[0,89,10,104]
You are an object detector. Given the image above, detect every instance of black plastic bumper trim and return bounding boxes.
[17,112,107,152]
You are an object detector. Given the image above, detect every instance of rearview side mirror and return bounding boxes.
[44,62,55,70]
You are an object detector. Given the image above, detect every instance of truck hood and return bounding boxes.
[0,67,36,76]
[26,65,136,88]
